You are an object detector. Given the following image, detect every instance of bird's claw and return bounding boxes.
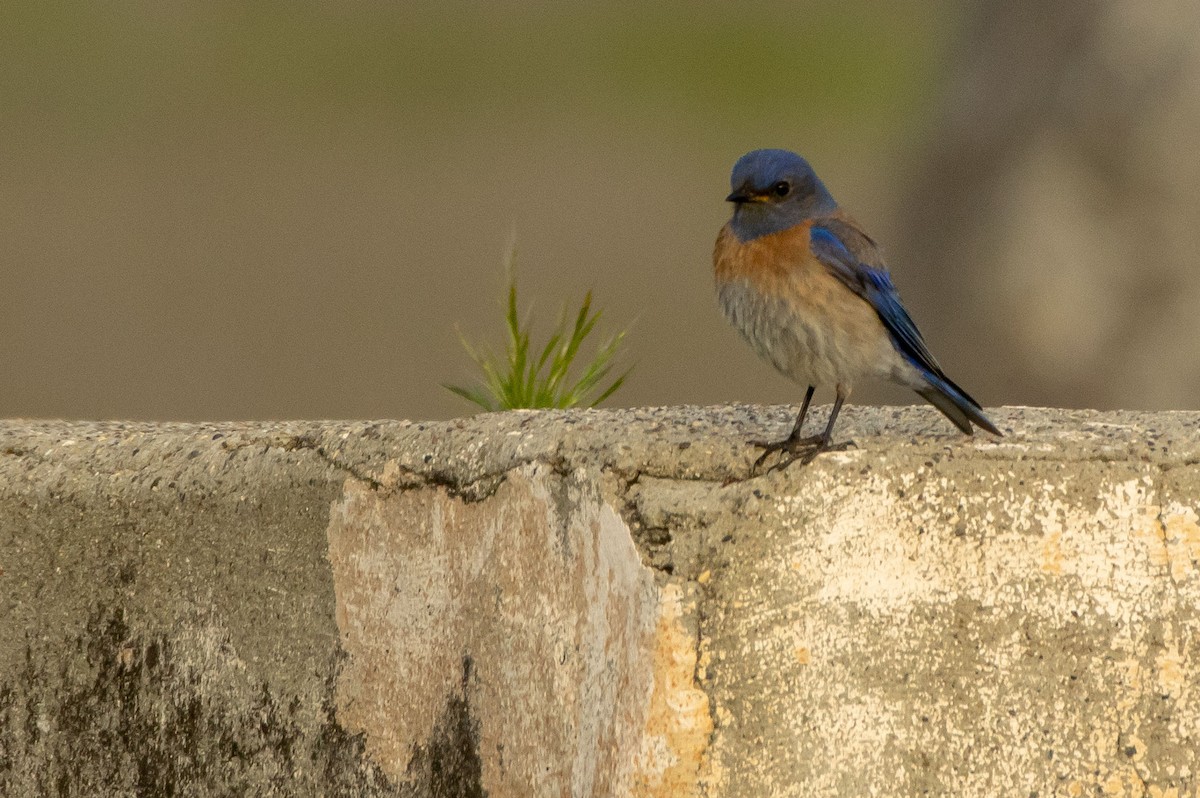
[750,434,824,473]
[750,436,854,474]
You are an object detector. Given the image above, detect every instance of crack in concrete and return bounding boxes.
[602,467,679,578]
[264,433,389,491]
[226,432,583,504]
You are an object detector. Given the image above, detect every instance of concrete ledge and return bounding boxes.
[1,406,1198,796]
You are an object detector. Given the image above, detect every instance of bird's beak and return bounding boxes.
[726,189,766,204]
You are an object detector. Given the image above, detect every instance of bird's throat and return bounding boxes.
[729,204,807,243]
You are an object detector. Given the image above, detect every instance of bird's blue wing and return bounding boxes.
[809,224,944,377]
[808,222,996,433]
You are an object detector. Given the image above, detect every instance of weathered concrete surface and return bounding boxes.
[1,406,1198,796]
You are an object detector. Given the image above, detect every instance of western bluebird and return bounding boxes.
[714,148,1000,468]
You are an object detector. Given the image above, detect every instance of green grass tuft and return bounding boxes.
[445,252,630,411]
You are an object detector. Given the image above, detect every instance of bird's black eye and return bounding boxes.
[771,180,791,197]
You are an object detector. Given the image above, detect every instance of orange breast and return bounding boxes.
[713,218,900,388]
[713,220,817,292]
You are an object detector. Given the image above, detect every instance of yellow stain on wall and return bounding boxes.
[632,582,715,798]
[1155,639,1188,701]
[1149,786,1181,798]
[1162,504,1200,583]
[1040,529,1065,575]
[1094,768,1183,798]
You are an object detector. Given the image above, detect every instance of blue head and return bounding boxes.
[726,149,837,242]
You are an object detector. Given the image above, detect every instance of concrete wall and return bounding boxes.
[1,406,1198,796]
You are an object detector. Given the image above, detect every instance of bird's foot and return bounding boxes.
[750,435,854,474]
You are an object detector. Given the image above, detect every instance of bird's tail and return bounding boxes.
[916,371,1001,436]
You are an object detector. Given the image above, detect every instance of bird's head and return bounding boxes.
[726,149,837,241]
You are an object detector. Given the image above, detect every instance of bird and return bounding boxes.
[713,148,1000,469]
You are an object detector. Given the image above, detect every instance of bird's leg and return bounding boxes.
[797,387,852,464]
[752,385,853,472]
[752,385,817,470]
[785,384,816,443]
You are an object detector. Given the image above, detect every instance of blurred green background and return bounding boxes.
[2,1,1196,421]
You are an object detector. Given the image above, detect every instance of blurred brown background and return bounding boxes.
[2,1,1197,421]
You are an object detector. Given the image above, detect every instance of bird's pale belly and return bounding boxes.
[717,278,908,389]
